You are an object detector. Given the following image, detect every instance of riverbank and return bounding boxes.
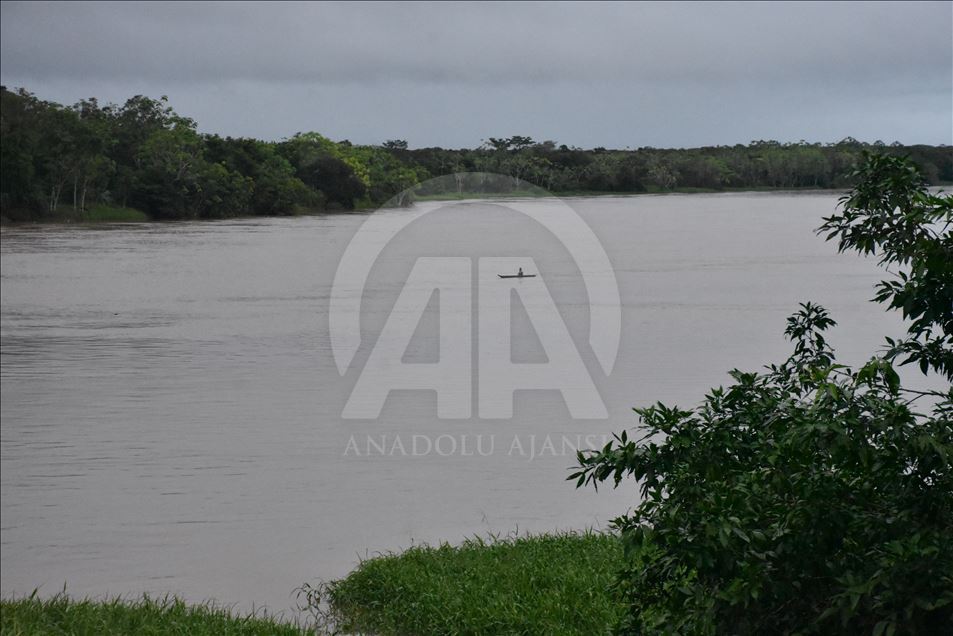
[0,532,622,635]
[7,182,951,225]
[409,183,855,202]
[415,180,948,202]
[1,185,851,226]
[0,204,149,225]
[313,531,623,635]
[0,594,308,635]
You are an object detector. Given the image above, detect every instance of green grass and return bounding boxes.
[317,531,624,635]
[82,204,149,223]
[0,593,307,635]
[0,204,150,224]
[2,533,624,635]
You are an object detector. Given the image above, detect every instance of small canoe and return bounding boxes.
[498,274,536,279]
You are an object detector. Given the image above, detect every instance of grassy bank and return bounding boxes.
[1,533,622,635]
[315,531,624,635]
[82,204,150,223]
[0,593,307,635]
[0,204,150,225]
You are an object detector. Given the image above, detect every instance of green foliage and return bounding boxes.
[298,153,366,210]
[0,592,306,635]
[83,204,149,223]
[204,137,319,215]
[819,153,953,379]
[573,155,953,635]
[3,86,951,221]
[0,89,418,220]
[310,532,624,635]
[573,307,952,634]
[134,119,206,218]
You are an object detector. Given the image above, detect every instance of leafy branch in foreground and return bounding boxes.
[819,153,953,380]
[572,305,952,634]
[573,155,953,635]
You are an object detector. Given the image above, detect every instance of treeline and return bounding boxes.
[0,88,420,221]
[1,87,950,221]
[408,136,952,196]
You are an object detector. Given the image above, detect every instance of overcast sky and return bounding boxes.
[1,1,950,148]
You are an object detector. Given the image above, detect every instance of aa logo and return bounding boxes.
[329,174,621,420]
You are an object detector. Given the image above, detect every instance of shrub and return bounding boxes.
[573,155,953,635]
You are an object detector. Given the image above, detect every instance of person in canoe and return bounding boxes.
[498,269,536,279]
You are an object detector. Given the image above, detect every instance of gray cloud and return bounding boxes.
[1,1,950,147]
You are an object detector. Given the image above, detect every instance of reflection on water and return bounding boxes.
[0,193,935,611]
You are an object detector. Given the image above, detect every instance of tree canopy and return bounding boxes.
[2,87,950,222]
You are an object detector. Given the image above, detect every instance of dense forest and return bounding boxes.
[1,86,951,222]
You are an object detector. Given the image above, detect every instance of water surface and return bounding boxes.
[1,192,932,611]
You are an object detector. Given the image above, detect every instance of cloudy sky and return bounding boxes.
[1,1,950,148]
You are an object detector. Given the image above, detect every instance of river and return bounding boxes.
[0,191,935,613]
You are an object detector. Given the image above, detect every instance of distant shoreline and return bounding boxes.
[4,183,950,227]
[414,184,851,202]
